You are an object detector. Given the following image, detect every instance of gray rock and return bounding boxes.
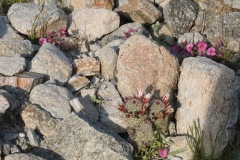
[163,0,199,37]
[100,22,149,45]
[0,90,16,110]
[224,0,240,9]
[176,57,238,158]
[105,39,125,50]
[0,40,34,57]
[95,46,118,80]
[178,32,206,44]
[33,113,133,160]
[29,84,74,119]
[66,74,90,92]
[4,153,46,160]
[97,81,127,133]
[10,145,20,154]
[70,96,100,120]
[0,95,9,114]
[205,12,240,52]
[0,16,23,41]
[7,3,67,38]
[69,0,114,10]
[68,8,120,41]
[2,143,11,155]
[33,0,59,6]
[80,88,97,97]
[0,56,25,76]
[26,129,40,147]
[30,43,72,85]
[21,104,60,138]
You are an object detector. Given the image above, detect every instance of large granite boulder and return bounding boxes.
[176,57,239,158]
[0,56,25,76]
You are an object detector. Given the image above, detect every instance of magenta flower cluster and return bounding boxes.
[171,41,223,58]
[39,28,67,46]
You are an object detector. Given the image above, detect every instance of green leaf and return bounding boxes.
[168,147,187,156]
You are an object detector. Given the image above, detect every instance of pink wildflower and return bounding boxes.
[206,47,216,56]
[47,37,52,43]
[171,45,180,54]
[136,89,143,99]
[60,28,67,36]
[197,42,207,51]
[159,148,168,158]
[39,37,47,45]
[217,53,223,57]
[185,43,194,52]
[142,93,151,103]
[162,94,170,106]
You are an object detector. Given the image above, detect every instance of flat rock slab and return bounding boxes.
[66,74,90,92]
[4,153,46,160]
[0,40,34,57]
[30,43,72,85]
[74,57,100,76]
[69,8,120,41]
[176,57,239,158]
[0,56,25,76]
[0,72,44,92]
[33,113,133,160]
[7,3,68,38]
[30,84,74,119]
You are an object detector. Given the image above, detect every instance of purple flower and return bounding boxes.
[171,45,180,54]
[128,28,135,33]
[185,43,194,52]
[159,148,168,158]
[60,28,67,36]
[39,37,47,45]
[197,42,207,51]
[206,47,216,56]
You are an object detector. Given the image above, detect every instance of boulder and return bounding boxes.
[29,84,74,119]
[0,40,34,57]
[163,0,199,37]
[22,104,60,138]
[176,57,239,158]
[224,0,240,9]
[30,43,72,85]
[117,0,162,24]
[33,113,133,160]
[4,153,46,160]
[68,8,120,41]
[74,57,100,76]
[117,35,179,98]
[70,0,114,10]
[7,3,67,38]
[0,56,25,76]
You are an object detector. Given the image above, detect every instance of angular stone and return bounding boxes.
[7,3,68,38]
[74,57,100,76]
[117,0,162,24]
[26,129,40,147]
[69,8,120,41]
[224,0,240,9]
[0,95,9,114]
[0,72,44,92]
[205,12,240,52]
[70,96,99,120]
[80,88,97,98]
[29,84,74,119]
[0,56,25,76]
[176,57,238,158]
[97,81,127,133]
[0,40,34,57]
[0,90,16,110]
[117,35,179,98]
[33,113,133,160]
[4,153,46,160]
[66,74,90,92]
[70,0,114,10]
[0,16,23,41]
[30,43,72,85]
[21,104,60,137]
[178,32,206,44]
[163,0,199,37]
[95,46,118,80]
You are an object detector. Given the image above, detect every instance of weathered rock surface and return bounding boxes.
[97,81,127,133]
[0,16,23,41]
[117,0,162,24]
[66,74,90,92]
[0,40,34,57]
[68,8,120,41]
[26,129,40,147]
[21,104,60,137]
[100,22,149,45]
[176,57,238,158]
[0,95,9,114]
[163,0,199,37]
[70,96,99,120]
[80,88,97,98]
[205,12,240,52]
[0,72,44,92]
[4,153,46,160]
[178,32,206,44]
[70,0,114,10]
[33,0,58,6]
[74,57,100,76]
[7,3,68,38]
[117,35,179,98]
[30,43,72,85]
[33,113,133,160]
[29,84,74,119]
[96,46,118,80]
[224,0,240,9]
[0,90,16,110]
[0,56,25,76]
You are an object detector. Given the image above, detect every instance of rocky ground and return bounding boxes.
[0,0,240,160]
